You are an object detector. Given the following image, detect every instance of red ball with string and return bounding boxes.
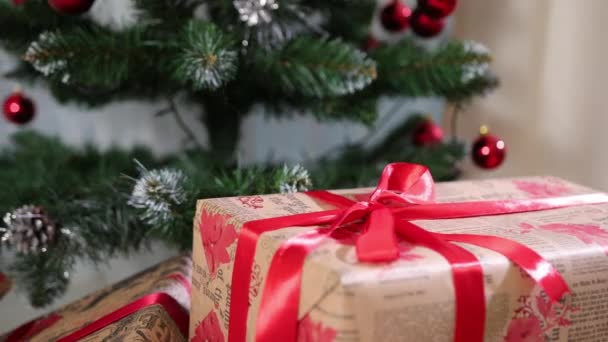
[410,9,445,38]
[380,0,413,32]
[412,118,444,146]
[3,90,36,125]
[471,126,506,169]
[48,0,95,15]
[417,0,458,19]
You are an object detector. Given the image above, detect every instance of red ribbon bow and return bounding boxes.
[227,163,608,342]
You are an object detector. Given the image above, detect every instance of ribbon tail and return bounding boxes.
[356,207,399,262]
[4,314,61,342]
[228,210,341,342]
[442,233,570,302]
[396,221,486,342]
[255,229,331,342]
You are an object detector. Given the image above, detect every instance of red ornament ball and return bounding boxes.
[48,0,95,15]
[471,127,506,169]
[413,119,444,146]
[410,9,445,38]
[363,35,381,51]
[417,0,458,19]
[3,92,36,125]
[380,0,412,32]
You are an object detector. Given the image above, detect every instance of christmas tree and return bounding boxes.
[0,0,497,306]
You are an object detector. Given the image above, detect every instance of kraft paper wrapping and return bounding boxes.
[191,176,608,341]
[0,272,10,301]
[3,254,191,342]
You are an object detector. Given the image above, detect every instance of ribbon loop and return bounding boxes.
[370,163,436,204]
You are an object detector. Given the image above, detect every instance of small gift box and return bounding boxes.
[3,254,191,342]
[190,163,608,342]
[0,272,11,301]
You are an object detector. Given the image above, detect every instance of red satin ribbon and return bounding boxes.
[5,273,191,342]
[226,163,608,342]
[4,314,62,342]
[57,292,189,342]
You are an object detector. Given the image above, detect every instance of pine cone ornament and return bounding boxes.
[2,205,57,254]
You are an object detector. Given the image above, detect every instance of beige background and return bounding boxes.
[454,1,608,190]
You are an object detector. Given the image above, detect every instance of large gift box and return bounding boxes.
[2,254,191,342]
[191,163,608,341]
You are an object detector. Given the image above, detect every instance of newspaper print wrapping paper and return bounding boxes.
[191,176,608,342]
[2,253,191,342]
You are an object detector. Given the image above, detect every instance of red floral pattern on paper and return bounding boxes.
[512,222,608,255]
[200,210,238,278]
[297,314,337,342]
[513,179,571,198]
[503,295,576,342]
[538,223,608,255]
[509,222,535,235]
[239,195,264,209]
[191,310,225,342]
[397,241,424,261]
[504,316,543,342]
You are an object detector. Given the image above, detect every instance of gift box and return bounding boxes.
[0,272,11,301]
[3,254,191,342]
[190,163,608,342]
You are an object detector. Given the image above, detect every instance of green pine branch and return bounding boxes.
[371,39,499,102]
[24,27,152,89]
[171,21,238,91]
[254,37,377,98]
[0,1,90,52]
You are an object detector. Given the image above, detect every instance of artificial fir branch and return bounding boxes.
[256,37,377,98]
[171,21,238,90]
[371,39,498,101]
[24,27,150,89]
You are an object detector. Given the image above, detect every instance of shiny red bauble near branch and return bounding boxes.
[410,9,445,38]
[471,129,506,169]
[380,0,413,32]
[412,119,444,146]
[417,0,458,19]
[3,92,36,125]
[48,0,96,15]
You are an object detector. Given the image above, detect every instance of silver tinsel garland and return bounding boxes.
[233,0,279,27]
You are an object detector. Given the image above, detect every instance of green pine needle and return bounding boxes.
[256,37,377,98]
[171,21,238,91]
[371,39,498,102]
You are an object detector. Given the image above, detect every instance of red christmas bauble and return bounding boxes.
[363,35,381,51]
[417,0,458,19]
[380,0,412,33]
[410,9,445,38]
[3,92,36,125]
[471,128,506,169]
[413,119,444,146]
[48,0,95,15]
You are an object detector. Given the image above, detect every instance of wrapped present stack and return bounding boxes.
[2,254,191,342]
[191,163,608,342]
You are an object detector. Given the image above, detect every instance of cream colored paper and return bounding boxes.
[191,176,608,341]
